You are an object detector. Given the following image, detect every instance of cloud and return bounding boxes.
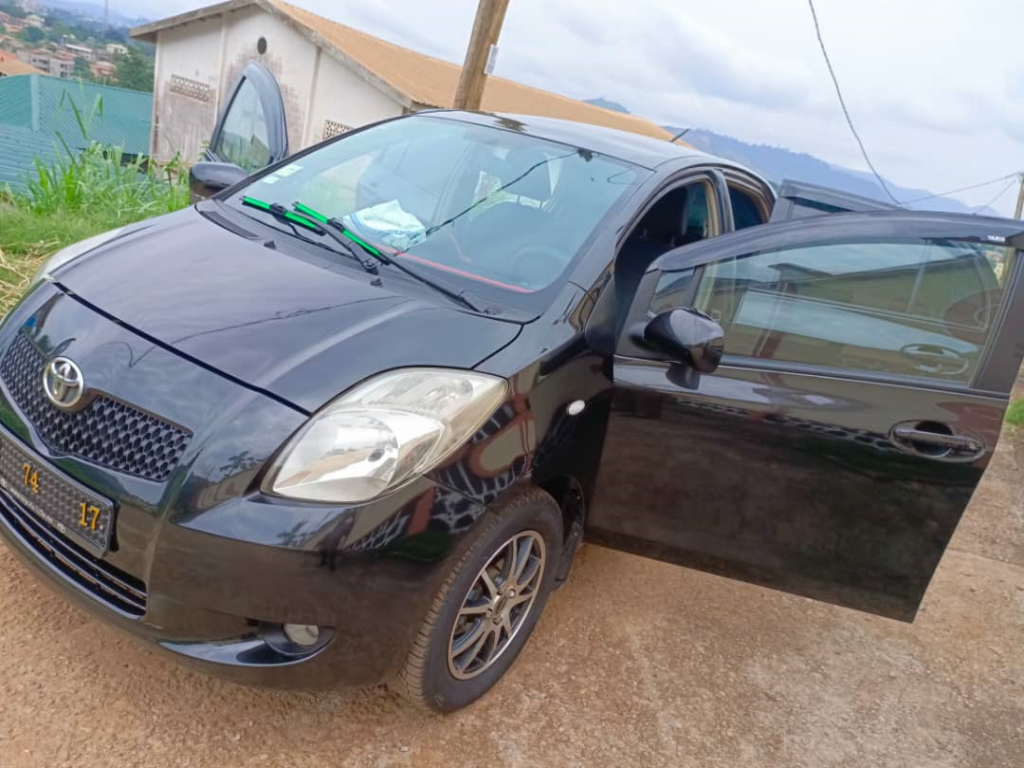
[121,0,1024,214]
[334,1,466,62]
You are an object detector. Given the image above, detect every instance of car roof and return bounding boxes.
[423,109,742,173]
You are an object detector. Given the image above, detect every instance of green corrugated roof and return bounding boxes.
[0,124,59,192]
[0,74,151,192]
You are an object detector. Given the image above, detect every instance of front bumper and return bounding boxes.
[0,466,490,689]
[0,282,495,689]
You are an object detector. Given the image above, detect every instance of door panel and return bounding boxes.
[208,62,288,172]
[588,360,1004,620]
[589,210,1024,621]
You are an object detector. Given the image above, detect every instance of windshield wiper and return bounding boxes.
[292,201,484,313]
[241,196,379,274]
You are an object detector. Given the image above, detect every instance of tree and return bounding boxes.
[114,48,154,92]
[73,56,91,81]
[20,26,44,43]
[0,2,27,19]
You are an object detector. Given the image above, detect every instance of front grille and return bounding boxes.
[0,487,147,616]
[0,332,191,482]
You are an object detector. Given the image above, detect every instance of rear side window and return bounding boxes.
[728,187,767,230]
[688,240,1005,382]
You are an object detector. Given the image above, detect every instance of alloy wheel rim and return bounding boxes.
[447,530,546,681]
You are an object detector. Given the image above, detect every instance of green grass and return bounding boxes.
[0,206,138,309]
[0,92,188,313]
[1005,400,1024,426]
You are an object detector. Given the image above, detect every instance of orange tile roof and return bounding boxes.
[269,0,673,141]
[133,0,676,143]
[0,52,42,76]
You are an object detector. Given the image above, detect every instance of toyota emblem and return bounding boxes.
[43,357,85,410]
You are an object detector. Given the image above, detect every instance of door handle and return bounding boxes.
[890,422,984,459]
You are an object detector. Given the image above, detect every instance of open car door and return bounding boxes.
[589,210,1023,621]
[206,61,289,172]
[769,179,897,222]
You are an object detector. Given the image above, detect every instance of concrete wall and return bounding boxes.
[152,15,222,162]
[304,51,401,145]
[150,6,404,164]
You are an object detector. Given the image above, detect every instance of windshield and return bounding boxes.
[228,115,647,311]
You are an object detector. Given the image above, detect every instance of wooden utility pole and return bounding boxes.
[1014,174,1024,220]
[453,0,510,111]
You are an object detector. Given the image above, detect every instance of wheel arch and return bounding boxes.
[534,474,586,583]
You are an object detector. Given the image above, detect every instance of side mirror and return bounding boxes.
[189,161,248,202]
[642,308,725,373]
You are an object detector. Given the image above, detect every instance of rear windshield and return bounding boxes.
[229,115,646,312]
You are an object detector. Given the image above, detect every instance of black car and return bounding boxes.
[0,111,1020,712]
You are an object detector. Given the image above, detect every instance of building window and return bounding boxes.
[323,119,351,140]
[169,75,212,103]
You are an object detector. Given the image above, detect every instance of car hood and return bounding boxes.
[55,207,521,413]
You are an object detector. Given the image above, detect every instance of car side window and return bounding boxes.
[213,78,271,171]
[728,186,768,230]
[654,239,1006,383]
[650,267,696,315]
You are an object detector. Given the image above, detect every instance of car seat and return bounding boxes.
[613,188,692,334]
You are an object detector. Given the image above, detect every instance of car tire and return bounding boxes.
[394,487,563,713]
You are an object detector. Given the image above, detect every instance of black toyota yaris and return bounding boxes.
[1,110,1021,712]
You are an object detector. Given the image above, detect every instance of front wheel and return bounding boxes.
[394,488,562,712]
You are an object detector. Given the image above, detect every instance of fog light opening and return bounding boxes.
[260,622,333,658]
[283,623,320,647]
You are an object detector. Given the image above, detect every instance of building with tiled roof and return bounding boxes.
[0,50,41,77]
[131,0,674,164]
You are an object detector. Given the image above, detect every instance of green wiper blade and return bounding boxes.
[293,201,382,259]
[242,196,321,232]
[291,201,483,314]
[242,196,378,274]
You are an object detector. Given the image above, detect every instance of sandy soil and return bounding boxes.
[0,424,1021,768]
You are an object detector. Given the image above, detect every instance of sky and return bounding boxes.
[120,0,1024,215]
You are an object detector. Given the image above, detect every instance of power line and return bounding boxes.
[975,177,1019,213]
[901,172,1020,205]
[807,0,1019,212]
[807,0,902,206]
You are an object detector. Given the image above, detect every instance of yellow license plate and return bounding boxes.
[0,434,114,556]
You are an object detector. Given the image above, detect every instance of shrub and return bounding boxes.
[19,91,187,219]
[0,90,188,311]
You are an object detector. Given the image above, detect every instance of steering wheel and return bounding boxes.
[511,244,567,289]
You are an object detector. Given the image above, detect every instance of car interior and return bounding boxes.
[359,143,639,291]
[612,182,716,329]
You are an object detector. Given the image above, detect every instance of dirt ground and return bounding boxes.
[0,428,1021,768]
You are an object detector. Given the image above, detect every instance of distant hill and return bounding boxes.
[672,128,995,215]
[585,97,631,114]
[36,0,149,26]
[582,98,992,215]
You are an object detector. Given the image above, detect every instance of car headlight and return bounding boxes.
[30,226,127,288]
[263,368,508,503]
